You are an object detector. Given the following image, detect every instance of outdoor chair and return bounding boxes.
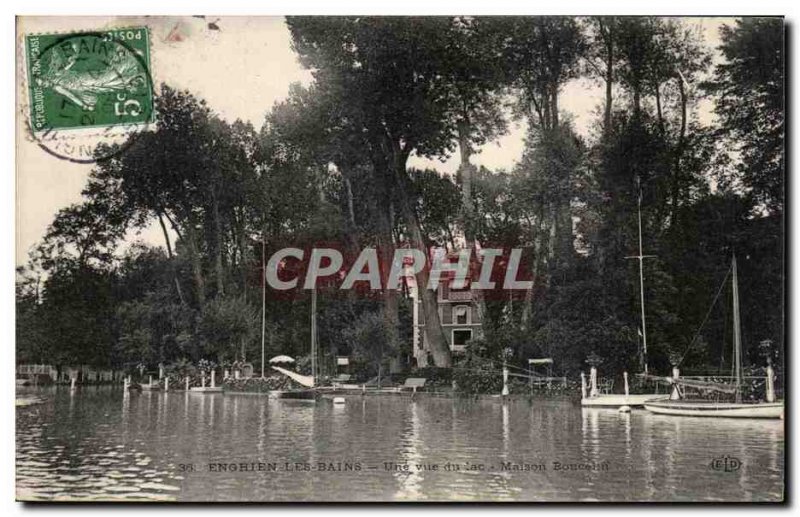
[396,377,427,393]
[331,374,352,387]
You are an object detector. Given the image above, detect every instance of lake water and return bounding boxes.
[16,387,784,502]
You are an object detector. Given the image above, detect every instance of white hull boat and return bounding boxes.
[644,399,783,419]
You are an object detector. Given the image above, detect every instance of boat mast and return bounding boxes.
[627,177,656,375]
[261,237,266,378]
[311,286,317,387]
[731,255,742,403]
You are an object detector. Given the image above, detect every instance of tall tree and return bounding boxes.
[705,18,785,214]
[500,18,585,323]
[288,16,481,366]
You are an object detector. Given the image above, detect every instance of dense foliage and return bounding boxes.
[17,17,784,382]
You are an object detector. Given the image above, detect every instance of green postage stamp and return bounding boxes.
[25,27,154,133]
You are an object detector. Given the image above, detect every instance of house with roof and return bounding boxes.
[409,250,483,366]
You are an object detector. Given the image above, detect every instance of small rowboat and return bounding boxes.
[644,399,783,419]
[268,389,317,400]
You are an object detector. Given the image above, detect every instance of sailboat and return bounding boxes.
[269,287,318,399]
[644,256,783,419]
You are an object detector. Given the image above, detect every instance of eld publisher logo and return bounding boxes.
[710,456,742,473]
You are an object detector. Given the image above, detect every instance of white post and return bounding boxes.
[528,363,533,393]
[502,362,509,396]
[148,375,153,388]
[159,365,164,380]
[412,288,420,363]
[164,377,169,392]
[235,370,240,380]
[261,238,266,379]
[202,373,206,388]
[123,376,129,390]
[766,364,776,403]
[580,372,587,399]
[70,377,76,390]
[624,372,630,397]
[211,370,216,388]
[670,367,681,400]
[185,376,190,391]
[589,367,598,397]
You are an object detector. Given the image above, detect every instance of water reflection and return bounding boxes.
[17,388,784,502]
[17,387,178,501]
[395,400,423,500]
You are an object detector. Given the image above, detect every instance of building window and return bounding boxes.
[454,305,470,325]
[448,283,472,302]
[452,329,472,347]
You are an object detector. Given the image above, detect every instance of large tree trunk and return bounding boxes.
[600,17,614,140]
[234,208,248,302]
[541,92,552,131]
[365,154,402,366]
[211,188,225,298]
[158,212,174,258]
[157,212,186,305]
[342,173,361,255]
[547,201,558,264]
[655,82,665,133]
[550,85,559,129]
[333,166,364,335]
[184,213,206,307]
[376,200,399,360]
[521,215,543,328]
[550,84,573,270]
[457,119,475,235]
[555,196,574,277]
[671,74,688,230]
[633,85,641,119]
[389,145,451,367]
[457,118,488,327]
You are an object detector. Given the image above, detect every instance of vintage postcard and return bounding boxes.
[15,15,785,503]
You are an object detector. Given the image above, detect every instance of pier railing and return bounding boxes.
[16,364,57,376]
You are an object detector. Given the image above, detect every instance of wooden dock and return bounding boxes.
[581,394,667,408]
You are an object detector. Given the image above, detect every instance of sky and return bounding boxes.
[15,16,733,266]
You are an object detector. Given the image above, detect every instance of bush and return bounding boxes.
[407,367,452,389]
[223,375,305,393]
[453,354,503,394]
